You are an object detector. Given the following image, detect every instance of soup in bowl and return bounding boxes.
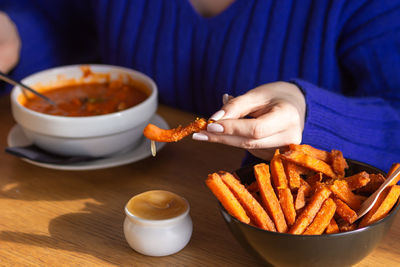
[11,64,158,157]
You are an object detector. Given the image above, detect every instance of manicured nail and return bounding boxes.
[222,94,231,105]
[210,110,225,121]
[192,133,209,141]
[207,123,224,133]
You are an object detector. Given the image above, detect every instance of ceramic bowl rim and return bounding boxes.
[219,159,400,238]
[10,64,158,122]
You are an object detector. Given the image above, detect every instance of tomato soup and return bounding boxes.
[23,80,149,116]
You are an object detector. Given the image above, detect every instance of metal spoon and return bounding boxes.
[0,71,56,106]
[357,167,400,219]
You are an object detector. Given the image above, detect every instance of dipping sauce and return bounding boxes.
[23,80,148,116]
[126,190,188,220]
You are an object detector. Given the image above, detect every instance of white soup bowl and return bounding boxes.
[10,64,158,157]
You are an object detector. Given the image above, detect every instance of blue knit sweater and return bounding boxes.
[2,0,400,172]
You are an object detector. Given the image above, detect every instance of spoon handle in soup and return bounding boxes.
[0,71,56,106]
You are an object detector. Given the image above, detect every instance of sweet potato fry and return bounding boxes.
[331,150,348,178]
[329,180,362,210]
[289,186,332,234]
[295,179,313,211]
[287,163,316,182]
[295,185,307,210]
[246,181,259,193]
[278,188,297,226]
[289,144,332,163]
[283,162,301,191]
[333,198,357,224]
[296,164,316,177]
[311,181,328,197]
[299,178,312,196]
[219,171,276,231]
[344,171,370,191]
[250,192,262,204]
[339,221,358,232]
[254,164,287,232]
[387,163,400,186]
[325,218,340,234]
[281,150,337,179]
[355,173,385,195]
[303,198,336,235]
[205,143,399,235]
[268,153,297,226]
[387,162,400,177]
[206,173,250,224]
[359,185,400,228]
[270,150,289,188]
[143,118,208,142]
[306,172,323,189]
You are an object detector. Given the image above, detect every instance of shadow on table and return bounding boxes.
[0,144,257,266]
[0,202,135,262]
[0,150,184,264]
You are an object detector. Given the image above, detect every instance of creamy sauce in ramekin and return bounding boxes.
[126,190,188,220]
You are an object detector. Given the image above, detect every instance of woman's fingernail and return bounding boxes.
[192,133,209,141]
[207,123,224,133]
[210,110,225,121]
[222,94,232,105]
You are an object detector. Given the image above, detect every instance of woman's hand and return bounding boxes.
[0,12,21,73]
[193,81,306,160]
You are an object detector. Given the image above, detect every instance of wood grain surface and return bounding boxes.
[0,96,399,266]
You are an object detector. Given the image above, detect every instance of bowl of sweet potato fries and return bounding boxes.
[206,144,400,267]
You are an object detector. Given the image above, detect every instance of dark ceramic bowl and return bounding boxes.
[220,160,400,267]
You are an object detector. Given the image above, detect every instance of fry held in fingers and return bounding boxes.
[143,118,208,142]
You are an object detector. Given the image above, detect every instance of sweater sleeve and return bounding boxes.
[0,0,97,93]
[291,2,400,172]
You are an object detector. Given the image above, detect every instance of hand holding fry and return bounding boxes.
[195,82,305,161]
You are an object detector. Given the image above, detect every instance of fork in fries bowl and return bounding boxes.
[206,145,400,267]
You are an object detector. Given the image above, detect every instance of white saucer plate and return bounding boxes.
[7,114,168,171]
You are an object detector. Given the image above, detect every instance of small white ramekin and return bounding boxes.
[123,192,193,257]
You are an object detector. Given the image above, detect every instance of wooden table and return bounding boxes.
[0,96,399,266]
